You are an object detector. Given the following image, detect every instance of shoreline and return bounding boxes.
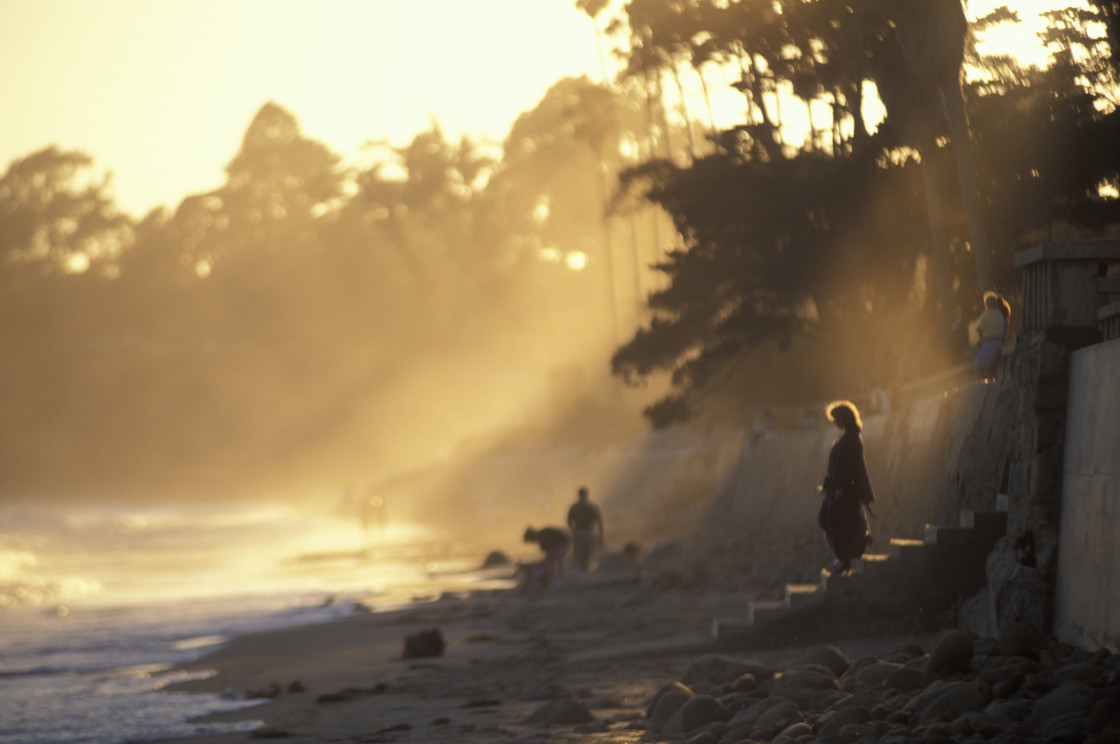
[150,574,944,744]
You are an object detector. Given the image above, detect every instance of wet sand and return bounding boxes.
[154,574,939,744]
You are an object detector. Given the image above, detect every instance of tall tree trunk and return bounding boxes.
[695,63,717,136]
[849,81,870,156]
[918,129,953,341]
[736,46,756,123]
[942,81,994,292]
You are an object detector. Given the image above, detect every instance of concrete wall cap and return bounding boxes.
[1014,239,1120,268]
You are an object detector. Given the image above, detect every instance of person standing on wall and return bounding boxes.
[818,401,876,575]
[567,486,604,587]
[974,291,1010,381]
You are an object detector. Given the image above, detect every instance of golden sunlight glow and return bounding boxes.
[532,196,551,225]
[970,0,1085,68]
[64,252,91,274]
[565,251,589,272]
[538,246,563,264]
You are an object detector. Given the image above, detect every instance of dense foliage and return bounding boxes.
[598,0,1120,425]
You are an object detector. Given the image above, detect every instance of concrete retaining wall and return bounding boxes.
[1055,339,1120,652]
[692,382,1016,586]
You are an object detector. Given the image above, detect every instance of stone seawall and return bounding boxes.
[1055,338,1120,652]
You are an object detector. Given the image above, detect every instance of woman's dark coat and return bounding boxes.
[819,429,875,560]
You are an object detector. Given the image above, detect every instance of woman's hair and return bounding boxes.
[984,291,1011,321]
[827,400,862,432]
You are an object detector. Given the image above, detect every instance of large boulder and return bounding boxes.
[681,654,774,686]
[662,695,731,734]
[998,623,1050,659]
[793,644,851,677]
[525,698,595,726]
[648,682,695,732]
[928,630,975,675]
[402,628,445,659]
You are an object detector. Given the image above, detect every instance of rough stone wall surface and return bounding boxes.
[1054,339,1120,652]
[969,326,1100,638]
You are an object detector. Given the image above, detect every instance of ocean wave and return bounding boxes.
[0,577,102,608]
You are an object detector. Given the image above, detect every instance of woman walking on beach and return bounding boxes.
[818,401,876,575]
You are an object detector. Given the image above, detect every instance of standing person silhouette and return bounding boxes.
[974,291,1010,381]
[566,486,604,587]
[818,401,876,575]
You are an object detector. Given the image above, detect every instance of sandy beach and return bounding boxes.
[155,569,944,744]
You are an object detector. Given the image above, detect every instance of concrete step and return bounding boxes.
[749,598,793,624]
[711,616,752,640]
[924,523,982,546]
[820,568,862,591]
[960,509,1008,540]
[713,502,1009,641]
[817,553,890,590]
[857,553,891,570]
[786,583,827,611]
[889,537,934,564]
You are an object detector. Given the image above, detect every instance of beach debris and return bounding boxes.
[464,632,502,644]
[590,692,627,709]
[637,626,1120,740]
[572,719,610,733]
[375,723,412,733]
[482,550,511,568]
[593,542,643,576]
[522,680,574,700]
[461,697,501,708]
[248,727,295,739]
[402,628,446,658]
[525,697,595,726]
[315,685,387,704]
[286,680,305,693]
[245,681,282,699]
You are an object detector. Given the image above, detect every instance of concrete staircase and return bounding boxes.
[713,496,1009,641]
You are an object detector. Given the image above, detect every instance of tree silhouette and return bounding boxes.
[0,147,131,280]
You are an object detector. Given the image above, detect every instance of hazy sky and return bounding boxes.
[1,0,1066,218]
[0,0,603,216]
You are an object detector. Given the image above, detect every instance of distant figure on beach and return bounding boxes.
[523,526,571,590]
[359,492,386,545]
[566,486,604,586]
[973,291,1010,381]
[818,400,876,575]
[752,409,779,445]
